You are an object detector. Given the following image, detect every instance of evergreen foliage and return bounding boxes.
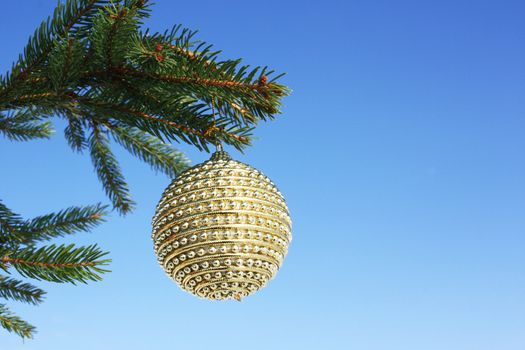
[0,201,109,338]
[0,0,288,338]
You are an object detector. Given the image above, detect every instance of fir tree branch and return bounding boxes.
[1,244,110,284]
[0,276,45,305]
[77,95,250,143]
[24,204,108,243]
[89,123,135,214]
[1,201,107,245]
[109,66,274,92]
[106,123,189,178]
[91,3,141,68]
[0,200,110,338]
[2,89,251,148]
[63,112,88,152]
[63,39,75,82]
[0,304,35,339]
[80,95,206,138]
[0,201,25,245]
[0,110,54,141]
[98,78,255,148]
[68,94,247,150]
[48,37,86,91]
[0,0,109,97]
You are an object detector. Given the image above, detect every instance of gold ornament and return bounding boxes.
[151,150,292,300]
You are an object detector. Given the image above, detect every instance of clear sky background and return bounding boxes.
[0,0,524,349]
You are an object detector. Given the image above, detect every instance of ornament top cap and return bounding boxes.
[210,150,231,161]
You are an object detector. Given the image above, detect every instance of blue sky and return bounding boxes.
[1,0,524,349]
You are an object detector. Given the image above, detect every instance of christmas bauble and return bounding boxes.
[151,150,292,300]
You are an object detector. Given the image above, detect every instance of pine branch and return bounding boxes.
[0,0,111,96]
[134,29,289,123]
[0,110,53,141]
[24,204,108,243]
[0,275,45,305]
[0,0,288,155]
[109,66,267,90]
[73,95,252,150]
[3,87,252,150]
[90,3,142,68]
[79,95,210,140]
[0,201,30,248]
[107,123,189,178]
[0,200,110,338]
[89,124,135,214]
[1,201,107,246]
[2,244,110,284]
[48,37,85,91]
[63,112,88,152]
[0,304,35,339]
[0,201,24,236]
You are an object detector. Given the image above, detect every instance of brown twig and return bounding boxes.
[16,92,55,101]
[109,66,264,91]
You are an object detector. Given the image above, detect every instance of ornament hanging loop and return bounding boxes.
[209,97,223,154]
